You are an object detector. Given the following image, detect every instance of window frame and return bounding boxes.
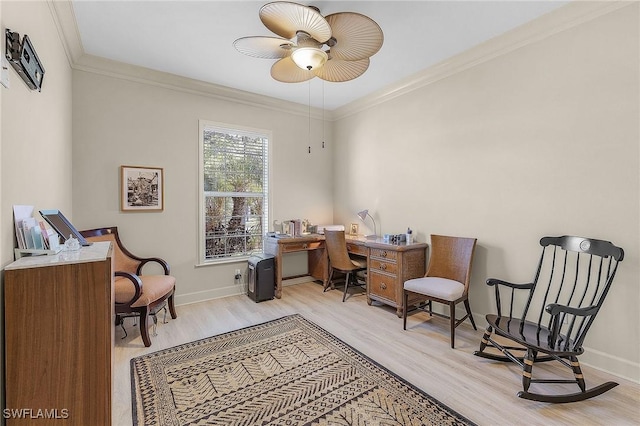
[197,120,271,265]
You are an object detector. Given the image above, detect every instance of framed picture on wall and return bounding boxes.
[120,166,164,212]
[350,223,359,235]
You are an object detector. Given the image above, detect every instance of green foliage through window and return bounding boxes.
[201,124,269,261]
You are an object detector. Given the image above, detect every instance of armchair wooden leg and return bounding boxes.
[139,307,152,347]
[168,290,177,319]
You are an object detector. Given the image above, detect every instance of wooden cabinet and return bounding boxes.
[3,242,114,425]
[366,242,427,317]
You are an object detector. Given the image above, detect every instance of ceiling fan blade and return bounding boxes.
[325,12,383,61]
[260,1,331,43]
[314,57,370,82]
[233,36,293,59]
[271,57,315,83]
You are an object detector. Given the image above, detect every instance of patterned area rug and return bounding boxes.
[131,314,476,425]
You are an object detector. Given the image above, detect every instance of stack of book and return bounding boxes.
[13,205,61,256]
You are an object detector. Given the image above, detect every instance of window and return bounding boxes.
[199,121,269,263]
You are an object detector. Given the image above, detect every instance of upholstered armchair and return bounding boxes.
[80,227,177,347]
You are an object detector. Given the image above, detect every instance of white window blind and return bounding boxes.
[199,121,269,262]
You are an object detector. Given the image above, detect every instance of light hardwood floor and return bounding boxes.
[114,281,640,425]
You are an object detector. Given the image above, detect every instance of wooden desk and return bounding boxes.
[264,234,427,316]
[264,234,327,298]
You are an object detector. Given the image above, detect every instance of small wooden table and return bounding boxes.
[264,234,328,298]
[264,234,427,316]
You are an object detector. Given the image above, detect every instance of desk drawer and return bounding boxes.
[369,271,397,301]
[346,243,367,256]
[281,241,323,253]
[369,258,398,275]
[370,248,397,261]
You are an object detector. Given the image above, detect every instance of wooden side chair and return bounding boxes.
[324,230,367,302]
[474,235,624,402]
[403,235,477,348]
[80,227,177,347]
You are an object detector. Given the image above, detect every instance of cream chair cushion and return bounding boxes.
[404,277,464,301]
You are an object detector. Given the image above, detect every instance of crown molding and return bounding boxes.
[50,0,631,122]
[72,54,330,120]
[49,0,330,120]
[333,1,635,121]
[47,0,84,65]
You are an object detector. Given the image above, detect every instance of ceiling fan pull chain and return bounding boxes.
[308,80,311,154]
[322,80,325,149]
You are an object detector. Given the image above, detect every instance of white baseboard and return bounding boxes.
[175,283,245,306]
[174,276,317,307]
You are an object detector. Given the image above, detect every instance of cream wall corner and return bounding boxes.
[72,64,334,305]
[332,3,639,381]
[1,1,73,268]
[1,0,74,419]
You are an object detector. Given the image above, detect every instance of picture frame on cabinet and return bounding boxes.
[121,166,164,212]
[350,223,359,235]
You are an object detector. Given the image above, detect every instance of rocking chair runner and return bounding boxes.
[474,235,624,403]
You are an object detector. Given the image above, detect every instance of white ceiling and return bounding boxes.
[71,1,568,110]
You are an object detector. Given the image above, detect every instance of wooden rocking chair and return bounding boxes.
[474,235,624,403]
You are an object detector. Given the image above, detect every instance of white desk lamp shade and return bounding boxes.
[357,209,377,239]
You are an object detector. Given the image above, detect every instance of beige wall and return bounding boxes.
[1,1,73,267]
[332,3,639,380]
[1,0,74,419]
[1,0,637,385]
[72,65,334,304]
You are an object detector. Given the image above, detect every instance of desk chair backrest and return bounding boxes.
[426,235,476,294]
[325,230,356,271]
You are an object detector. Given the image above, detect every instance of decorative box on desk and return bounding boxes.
[3,241,114,425]
[365,239,428,317]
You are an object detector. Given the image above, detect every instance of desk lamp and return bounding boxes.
[357,209,377,240]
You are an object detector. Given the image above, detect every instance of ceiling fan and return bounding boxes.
[233,1,384,83]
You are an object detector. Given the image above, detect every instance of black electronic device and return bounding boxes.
[247,253,275,302]
[39,209,92,246]
[5,29,45,91]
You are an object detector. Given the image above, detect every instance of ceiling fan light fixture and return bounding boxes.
[236,2,383,82]
[291,47,328,71]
